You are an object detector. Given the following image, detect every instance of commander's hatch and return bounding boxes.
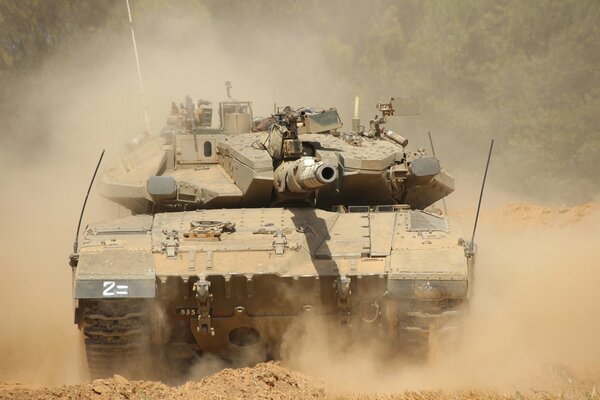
[299,109,342,134]
[220,101,253,134]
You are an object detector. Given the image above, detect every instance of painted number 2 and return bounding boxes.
[102,281,129,296]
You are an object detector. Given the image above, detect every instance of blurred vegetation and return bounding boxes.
[0,0,598,202]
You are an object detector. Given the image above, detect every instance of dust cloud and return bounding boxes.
[0,1,598,394]
[453,205,600,387]
[275,204,600,394]
[0,2,351,386]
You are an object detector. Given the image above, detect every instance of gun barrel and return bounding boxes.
[275,158,338,194]
[295,162,337,190]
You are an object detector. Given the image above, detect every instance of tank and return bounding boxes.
[70,90,475,378]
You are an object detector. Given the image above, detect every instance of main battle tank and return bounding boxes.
[70,90,475,378]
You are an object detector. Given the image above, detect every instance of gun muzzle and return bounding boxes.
[275,157,338,194]
[296,162,336,189]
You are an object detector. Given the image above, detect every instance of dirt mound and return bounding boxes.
[487,202,600,225]
[1,371,597,400]
[452,202,600,230]
[0,375,171,400]
[0,362,324,400]
[183,362,324,399]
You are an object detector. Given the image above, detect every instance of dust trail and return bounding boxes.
[0,4,349,385]
[0,38,140,385]
[450,204,600,388]
[278,203,600,393]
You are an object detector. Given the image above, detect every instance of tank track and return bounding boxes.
[396,300,467,363]
[82,299,150,379]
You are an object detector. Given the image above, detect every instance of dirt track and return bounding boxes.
[1,361,599,399]
[1,203,599,399]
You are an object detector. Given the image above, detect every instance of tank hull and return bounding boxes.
[73,207,471,376]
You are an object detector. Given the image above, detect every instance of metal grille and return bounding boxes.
[407,210,448,232]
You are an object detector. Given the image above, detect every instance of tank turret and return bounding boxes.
[266,107,338,202]
[98,97,453,212]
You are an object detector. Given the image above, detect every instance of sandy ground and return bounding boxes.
[1,202,599,399]
[1,361,598,399]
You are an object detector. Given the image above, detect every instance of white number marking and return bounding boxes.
[103,281,116,296]
[102,281,129,296]
[116,285,129,295]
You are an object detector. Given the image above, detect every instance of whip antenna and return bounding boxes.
[73,150,105,254]
[469,139,494,253]
[125,0,150,134]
